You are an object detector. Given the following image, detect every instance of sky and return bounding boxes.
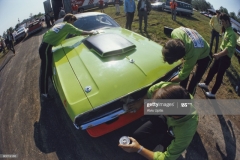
[0,0,46,35]
[0,0,239,35]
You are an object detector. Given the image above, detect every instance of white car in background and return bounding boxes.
[14,27,28,42]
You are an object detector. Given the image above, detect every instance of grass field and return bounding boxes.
[102,4,240,98]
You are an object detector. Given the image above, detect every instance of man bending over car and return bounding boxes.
[39,13,96,100]
[161,27,212,95]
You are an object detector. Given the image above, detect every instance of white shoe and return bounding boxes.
[205,92,215,98]
[198,83,208,90]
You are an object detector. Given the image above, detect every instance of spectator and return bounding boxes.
[99,0,105,13]
[114,0,120,15]
[162,27,212,95]
[119,82,198,160]
[0,36,5,53]
[137,0,151,32]
[39,14,97,100]
[58,7,66,19]
[198,13,237,98]
[45,13,51,28]
[209,10,221,54]
[170,0,177,21]
[124,0,136,30]
[6,30,15,54]
[72,3,78,14]
[49,11,55,25]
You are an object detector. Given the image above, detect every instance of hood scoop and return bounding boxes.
[83,33,136,57]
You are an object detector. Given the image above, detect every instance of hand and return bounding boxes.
[213,53,220,60]
[90,30,98,35]
[118,137,141,153]
[125,99,143,113]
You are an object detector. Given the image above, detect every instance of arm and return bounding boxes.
[147,0,151,12]
[66,23,95,36]
[176,57,197,81]
[170,75,181,82]
[213,48,228,59]
[214,32,236,59]
[209,17,213,29]
[124,0,127,13]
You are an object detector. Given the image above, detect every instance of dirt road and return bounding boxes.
[0,26,239,160]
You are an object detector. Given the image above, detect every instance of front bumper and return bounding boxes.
[73,65,181,137]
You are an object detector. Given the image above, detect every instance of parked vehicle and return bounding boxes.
[52,12,181,137]
[151,0,165,11]
[14,27,28,42]
[108,0,123,6]
[69,0,108,13]
[27,20,43,35]
[164,0,193,16]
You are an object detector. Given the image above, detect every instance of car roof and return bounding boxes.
[54,12,106,24]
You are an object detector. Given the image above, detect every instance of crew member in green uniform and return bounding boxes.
[198,13,237,98]
[119,81,198,160]
[161,27,212,95]
[39,13,96,99]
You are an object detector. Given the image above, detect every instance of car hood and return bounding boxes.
[55,28,180,109]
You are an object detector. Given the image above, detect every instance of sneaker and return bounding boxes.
[198,83,208,90]
[205,92,215,98]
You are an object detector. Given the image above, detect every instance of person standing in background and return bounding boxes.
[209,10,221,54]
[198,13,237,98]
[114,0,120,15]
[49,11,55,26]
[7,30,15,54]
[124,0,136,30]
[137,0,151,32]
[99,0,105,13]
[72,3,79,14]
[170,0,177,21]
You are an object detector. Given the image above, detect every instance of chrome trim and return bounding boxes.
[85,86,92,93]
[80,109,126,130]
[73,123,80,129]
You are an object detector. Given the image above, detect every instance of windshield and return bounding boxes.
[73,15,120,31]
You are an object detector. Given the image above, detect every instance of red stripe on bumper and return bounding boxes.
[86,106,144,137]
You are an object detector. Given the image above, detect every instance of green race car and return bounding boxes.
[52,12,181,137]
